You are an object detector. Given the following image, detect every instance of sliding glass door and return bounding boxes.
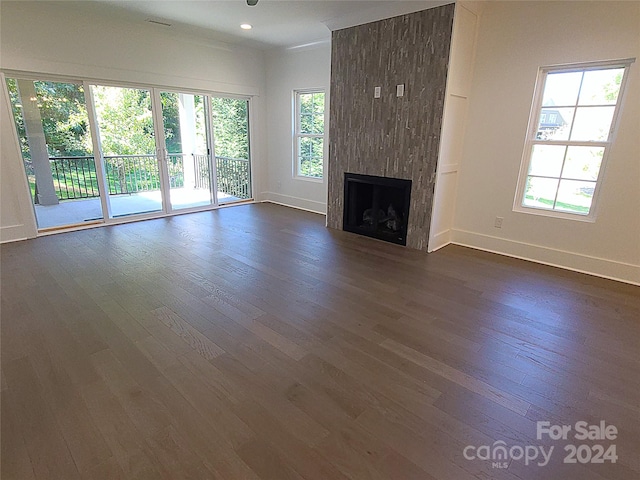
[5,74,253,231]
[91,85,163,218]
[6,77,103,229]
[159,92,214,210]
[211,97,252,204]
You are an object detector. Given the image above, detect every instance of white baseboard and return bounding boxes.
[450,229,640,286]
[428,229,451,253]
[1,224,34,244]
[261,192,326,215]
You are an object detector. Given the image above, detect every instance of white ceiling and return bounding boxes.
[81,0,452,50]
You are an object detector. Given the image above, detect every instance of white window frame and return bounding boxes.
[293,89,326,181]
[513,58,634,222]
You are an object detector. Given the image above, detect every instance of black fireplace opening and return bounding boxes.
[343,173,412,246]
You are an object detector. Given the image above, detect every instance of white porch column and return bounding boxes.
[16,80,59,205]
[178,94,196,189]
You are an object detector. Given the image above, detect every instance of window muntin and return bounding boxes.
[516,60,633,218]
[294,90,325,179]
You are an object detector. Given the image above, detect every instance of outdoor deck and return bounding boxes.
[29,154,250,229]
[34,189,242,229]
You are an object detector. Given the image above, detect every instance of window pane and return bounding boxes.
[570,106,614,141]
[299,155,323,177]
[300,94,313,114]
[555,180,595,214]
[523,176,559,209]
[299,137,312,157]
[299,157,323,177]
[312,113,324,134]
[561,146,604,181]
[300,113,314,134]
[536,107,573,140]
[298,136,323,178]
[542,71,582,107]
[299,93,324,134]
[312,93,325,114]
[299,137,323,159]
[578,68,624,105]
[310,136,323,158]
[528,145,565,177]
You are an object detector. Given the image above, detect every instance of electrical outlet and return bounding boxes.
[396,84,405,97]
[374,86,381,98]
[494,216,504,228]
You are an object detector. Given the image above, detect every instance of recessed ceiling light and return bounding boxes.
[240,24,252,30]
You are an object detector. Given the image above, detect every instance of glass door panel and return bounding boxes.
[159,92,213,210]
[5,77,103,229]
[91,85,162,218]
[210,97,252,204]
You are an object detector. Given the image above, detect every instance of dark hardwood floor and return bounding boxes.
[1,203,639,480]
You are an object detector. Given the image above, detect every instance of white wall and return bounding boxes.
[264,43,331,214]
[0,1,267,242]
[452,1,640,284]
[429,2,480,252]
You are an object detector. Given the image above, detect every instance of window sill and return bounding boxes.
[294,174,324,183]
[512,204,596,223]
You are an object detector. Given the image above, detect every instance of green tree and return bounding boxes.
[211,97,249,159]
[35,81,92,157]
[160,92,182,154]
[6,79,92,159]
[604,72,623,102]
[6,78,30,160]
[92,86,156,155]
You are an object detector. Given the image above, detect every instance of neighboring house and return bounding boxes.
[537,108,566,137]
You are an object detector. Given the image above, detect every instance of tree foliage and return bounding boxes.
[8,79,251,161]
[92,86,156,155]
[211,97,249,159]
[299,92,325,135]
[160,92,182,154]
[6,79,93,159]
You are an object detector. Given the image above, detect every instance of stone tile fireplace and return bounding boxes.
[326,4,454,250]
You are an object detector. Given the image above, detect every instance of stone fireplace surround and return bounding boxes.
[326,4,455,251]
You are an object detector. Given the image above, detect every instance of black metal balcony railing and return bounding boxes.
[39,154,250,203]
[48,156,101,200]
[215,155,251,199]
[192,154,251,199]
[193,154,211,190]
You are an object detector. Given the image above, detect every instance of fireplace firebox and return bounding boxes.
[343,173,411,246]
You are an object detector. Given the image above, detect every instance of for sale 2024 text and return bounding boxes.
[537,420,618,465]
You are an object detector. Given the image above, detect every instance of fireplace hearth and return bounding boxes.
[343,173,411,246]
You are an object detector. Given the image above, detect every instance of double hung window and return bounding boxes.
[294,90,325,180]
[515,59,633,219]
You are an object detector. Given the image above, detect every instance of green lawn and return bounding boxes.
[524,195,590,214]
